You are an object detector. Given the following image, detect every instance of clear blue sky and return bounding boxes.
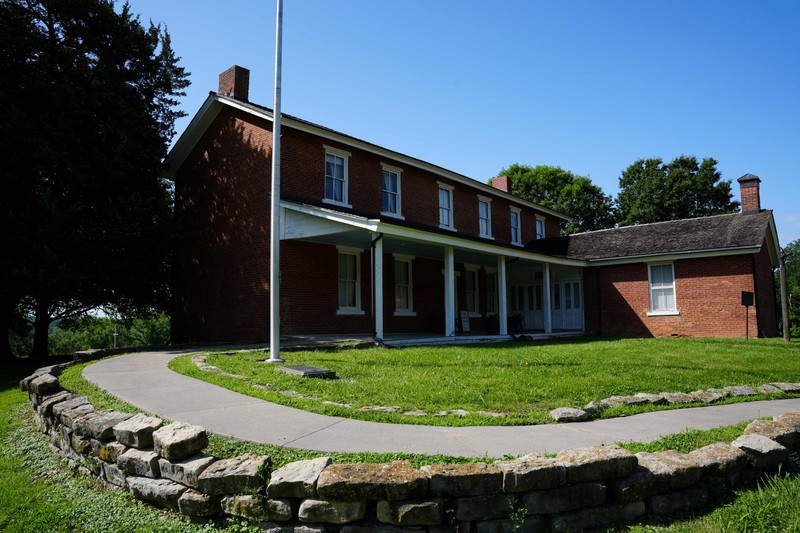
[128,0,800,245]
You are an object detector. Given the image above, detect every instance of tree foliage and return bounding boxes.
[0,0,189,358]
[494,164,617,235]
[779,239,800,338]
[616,156,739,226]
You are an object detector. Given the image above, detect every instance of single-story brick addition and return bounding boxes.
[165,66,781,343]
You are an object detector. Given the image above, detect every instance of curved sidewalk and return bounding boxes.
[83,350,800,458]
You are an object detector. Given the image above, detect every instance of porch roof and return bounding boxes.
[281,200,586,267]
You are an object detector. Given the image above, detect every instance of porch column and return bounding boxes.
[444,245,456,336]
[497,255,508,335]
[543,262,552,334]
[373,235,384,341]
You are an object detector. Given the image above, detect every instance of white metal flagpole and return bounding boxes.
[267,0,285,363]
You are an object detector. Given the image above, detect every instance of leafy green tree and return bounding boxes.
[493,164,617,234]
[0,0,189,359]
[616,156,739,226]
[778,239,800,338]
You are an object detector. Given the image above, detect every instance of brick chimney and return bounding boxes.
[738,173,762,214]
[491,175,511,193]
[218,65,250,102]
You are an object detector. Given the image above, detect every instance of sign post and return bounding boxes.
[741,291,754,342]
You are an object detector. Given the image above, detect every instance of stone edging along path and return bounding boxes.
[20,363,800,532]
[191,352,800,424]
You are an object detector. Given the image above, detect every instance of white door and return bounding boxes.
[525,284,544,330]
[562,280,584,330]
[550,282,563,330]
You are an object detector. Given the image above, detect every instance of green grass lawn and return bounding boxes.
[168,337,800,426]
[4,352,800,531]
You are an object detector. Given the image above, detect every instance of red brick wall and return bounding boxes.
[280,126,561,242]
[583,253,775,338]
[172,110,273,343]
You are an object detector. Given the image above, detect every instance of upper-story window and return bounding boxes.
[438,182,455,230]
[324,146,351,207]
[381,163,402,218]
[536,216,546,240]
[648,263,678,315]
[478,196,492,238]
[510,207,522,245]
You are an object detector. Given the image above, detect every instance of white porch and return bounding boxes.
[280,201,587,341]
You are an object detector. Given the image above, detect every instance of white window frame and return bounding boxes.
[485,267,498,316]
[647,262,679,316]
[336,246,364,315]
[323,145,352,208]
[478,195,493,239]
[381,163,403,219]
[536,215,546,240]
[438,182,455,231]
[393,254,415,316]
[510,207,522,245]
[464,265,481,317]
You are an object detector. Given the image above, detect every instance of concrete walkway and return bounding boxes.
[83,350,800,458]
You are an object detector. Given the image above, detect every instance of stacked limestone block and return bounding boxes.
[20,366,800,532]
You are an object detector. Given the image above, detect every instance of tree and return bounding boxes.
[778,239,800,338]
[616,156,739,226]
[0,0,189,359]
[493,164,616,234]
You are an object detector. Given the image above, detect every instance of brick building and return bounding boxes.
[166,66,780,343]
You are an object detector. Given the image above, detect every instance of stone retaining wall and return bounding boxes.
[20,365,800,532]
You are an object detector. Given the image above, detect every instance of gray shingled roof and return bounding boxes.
[526,210,773,261]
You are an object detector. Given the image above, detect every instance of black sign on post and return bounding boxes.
[742,291,754,341]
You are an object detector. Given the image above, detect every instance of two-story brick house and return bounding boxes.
[166,66,780,343]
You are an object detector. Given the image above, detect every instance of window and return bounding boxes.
[510,208,522,245]
[478,196,492,238]
[381,164,402,217]
[337,248,363,314]
[438,183,454,230]
[465,267,479,316]
[394,256,414,315]
[324,146,351,206]
[485,270,498,315]
[536,216,546,240]
[648,263,677,314]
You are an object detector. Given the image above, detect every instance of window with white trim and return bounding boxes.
[510,207,522,245]
[648,263,677,314]
[394,255,414,315]
[465,266,480,316]
[381,164,402,217]
[536,216,546,240]
[337,248,363,314]
[478,196,492,238]
[485,269,498,315]
[438,183,454,230]
[324,146,350,206]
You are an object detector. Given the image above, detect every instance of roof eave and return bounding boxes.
[586,245,763,266]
